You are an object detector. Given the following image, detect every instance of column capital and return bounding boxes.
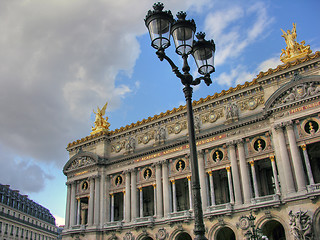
[226,165,231,172]
[161,159,169,165]
[123,170,131,175]
[197,149,205,155]
[155,161,162,167]
[138,187,142,191]
[273,123,284,131]
[226,141,236,148]
[249,160,255,166]
[269,155,275,162]
[235,139,244,146]
[207,171,212,176]
[153,184,156,189]
[284,120,294,130]
[170,179,175,184]
[187,176,191,181]
[300,144,307,151]
[110,193,114,196]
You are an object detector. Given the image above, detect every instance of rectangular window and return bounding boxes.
[21,228,24,237]
[0,221,2,233]
[16,226,19,237]
[10,224,14,235]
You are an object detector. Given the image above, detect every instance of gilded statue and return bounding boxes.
[280,23,312,63]
[91,102,110,135]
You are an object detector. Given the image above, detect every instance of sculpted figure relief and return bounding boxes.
[225,102,239,122]
[91,102,110,134]
[289,210,313,240]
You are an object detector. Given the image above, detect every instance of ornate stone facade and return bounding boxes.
[0,184,58,240]
[63,52,320,240]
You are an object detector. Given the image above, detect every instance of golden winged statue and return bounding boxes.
[91,102,111,135]
[280,23,312,63]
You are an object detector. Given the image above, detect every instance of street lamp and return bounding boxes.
[145,3,215,240]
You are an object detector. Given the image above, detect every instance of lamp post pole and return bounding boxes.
[145,3,216,240]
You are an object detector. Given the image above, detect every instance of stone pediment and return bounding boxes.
[264,74,320,114]
[63,151,103,173]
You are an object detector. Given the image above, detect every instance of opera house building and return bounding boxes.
[62,32,320,240]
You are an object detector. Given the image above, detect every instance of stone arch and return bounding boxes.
[169,229,192,240]
[312,206,320,238]
[258,215,287,240]
[174,232,192,240]
[215,226,236,240]
[136,233,154,240]
[208,222,238,240]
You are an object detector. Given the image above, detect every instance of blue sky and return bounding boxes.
[0,0,319,226]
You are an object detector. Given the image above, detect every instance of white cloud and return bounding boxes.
[0,0,210,194]
[54,215,65,227]
[204,1,274,66]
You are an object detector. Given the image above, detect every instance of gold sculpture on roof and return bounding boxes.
[91,102,110,135]
[280,23,312,63]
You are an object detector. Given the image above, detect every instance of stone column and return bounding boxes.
[162,160,170,218]
[153,184,157,215]
[237,140,252,204]
[249,161,260,198]
[198,150,208,211]
[76,198,80,225]
[65,183,71,228]
[131,169,138,221]
[228,143,243,204]
[208,171,215,205]
[94,176,100,225]
[123,191,126,220]
[124,171,131,222]
[155,162,163,218]
[300,145,315,185]
[69,182,77,226]
[171,180,177,212]
[270,156,281,194]
[187,176,193,210]
[226,166,235,204]
[139,187,143,217]
[286,123,307,192]
[100,171,106,225]
[110,194,114,222]
[274,124,295,194]
[88,177,95,226]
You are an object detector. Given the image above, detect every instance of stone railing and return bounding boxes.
[251,194,280,207]
[307,183,320,193]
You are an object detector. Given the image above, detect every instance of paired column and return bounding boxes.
[226,166,235,204]
[249,161,260,198]
[94,176,100,225]
[139,187,143,217]
[228,143,243,204]
[88,177,95,226]
[65,183,71,228]
[274,125,295,194]
[124,171,131,222]
[76,198,81,225]
[171,180,177,212]
[187,176,193,210]
[285,122,307,192]
[237,140,252,203]
[155,162,163,218]
[69,182,77,226]
[208,171,215,205]
[198,150,208,211]
[131,169,138,221]
[300,145,315,185]
[110,194,114,222]
[270,156,281,194]
[162,160,170,217]
[153,184,157,215]
[100,170,107,225]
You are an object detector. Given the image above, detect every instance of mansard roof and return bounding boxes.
[67,51,320,148]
